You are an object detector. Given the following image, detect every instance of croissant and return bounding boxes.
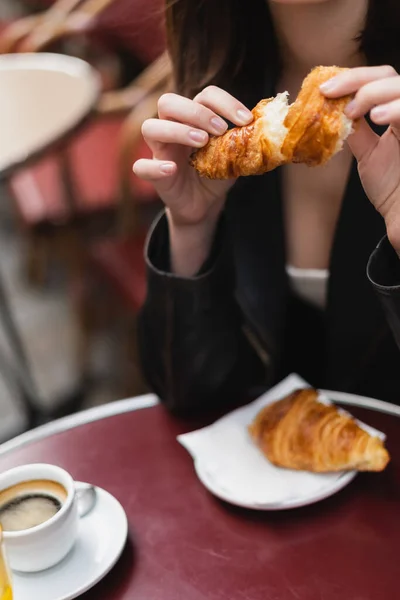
[248,388,390,473]
[190,66,354,179]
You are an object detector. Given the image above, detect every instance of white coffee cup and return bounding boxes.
[0,463,96,573]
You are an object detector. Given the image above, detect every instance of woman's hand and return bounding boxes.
[320,66,400,252]
[133,86,253,229]
[133,87,252,276]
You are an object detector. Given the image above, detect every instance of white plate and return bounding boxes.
[178,374,384,511]
[12,483,128,600]
[194,459,357,510]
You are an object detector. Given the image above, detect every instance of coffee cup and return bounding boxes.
[0,463,96,572]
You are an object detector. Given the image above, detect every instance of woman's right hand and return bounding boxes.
[133,86,253,228]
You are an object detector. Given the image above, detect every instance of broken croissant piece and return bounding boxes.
[248,388,390,473]
[190,66,354,179]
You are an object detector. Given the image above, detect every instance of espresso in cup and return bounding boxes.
[0,464,95,572]
[0,479,68,532]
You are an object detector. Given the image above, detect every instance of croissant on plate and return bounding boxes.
[190,66,354,179]
[248,388,390,473]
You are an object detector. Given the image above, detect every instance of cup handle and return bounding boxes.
[75,482,97,518]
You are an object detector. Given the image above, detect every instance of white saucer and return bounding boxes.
[12,483,128,600]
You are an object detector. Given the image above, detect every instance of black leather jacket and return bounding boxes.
[137,160,400,414]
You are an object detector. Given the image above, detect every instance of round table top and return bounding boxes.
[0,53,100,178]
[0,394,399,600]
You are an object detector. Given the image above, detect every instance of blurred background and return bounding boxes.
[0,0,170,440]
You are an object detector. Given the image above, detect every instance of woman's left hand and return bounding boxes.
[321,66,400,252]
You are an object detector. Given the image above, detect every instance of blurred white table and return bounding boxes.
[0,52,100,431]
[0,52,100,177]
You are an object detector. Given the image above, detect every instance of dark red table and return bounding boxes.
[0,391,399,600]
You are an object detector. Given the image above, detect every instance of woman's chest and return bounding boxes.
[229,159,387,375]
[282,148,353,269]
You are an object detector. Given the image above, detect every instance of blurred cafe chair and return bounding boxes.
[0,0,166,285]
[73,90,167,396]
[0,0,170,394]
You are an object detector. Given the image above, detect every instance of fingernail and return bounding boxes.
[160,163,175,174]
[345,100,357,117]
[236,108,253,124]
[189,129,208,145]
[371,106,388,122]
[320,79,336,93]
[210,116,227,134]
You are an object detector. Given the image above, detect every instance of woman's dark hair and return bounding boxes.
[165,0,400,107]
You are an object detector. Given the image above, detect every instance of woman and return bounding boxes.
[134,0,400,413]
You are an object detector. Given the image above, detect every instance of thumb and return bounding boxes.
[346,117,380,164]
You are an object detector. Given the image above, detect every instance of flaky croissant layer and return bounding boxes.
[191,66,354,179]
[248,388,390,473]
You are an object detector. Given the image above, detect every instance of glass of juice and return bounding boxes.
[0,526,12,600]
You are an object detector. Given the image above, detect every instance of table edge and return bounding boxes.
[0,388,399,458]
[323,389,400,417]
[0,395,159,457]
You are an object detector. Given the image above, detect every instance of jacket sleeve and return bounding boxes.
[137,211,266,415]
[367,235,400,350]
